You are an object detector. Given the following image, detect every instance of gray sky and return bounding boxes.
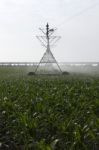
[0,0,99,62]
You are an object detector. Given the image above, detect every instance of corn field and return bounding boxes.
[0,67,99,150]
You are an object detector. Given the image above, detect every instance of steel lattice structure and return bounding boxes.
[35,23,62,74]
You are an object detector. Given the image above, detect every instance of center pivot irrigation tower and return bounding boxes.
[35,23,62,74]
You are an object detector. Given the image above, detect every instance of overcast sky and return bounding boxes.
[0,0,99,62]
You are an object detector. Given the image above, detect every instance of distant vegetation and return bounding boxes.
[0,67,99,150]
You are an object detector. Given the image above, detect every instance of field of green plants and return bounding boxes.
[0,67,99,150]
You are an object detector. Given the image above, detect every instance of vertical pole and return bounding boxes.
[46,23,50,52]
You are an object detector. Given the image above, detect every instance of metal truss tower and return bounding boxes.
[35,23,62,74]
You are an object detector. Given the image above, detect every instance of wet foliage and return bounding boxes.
[0,67,99,150]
